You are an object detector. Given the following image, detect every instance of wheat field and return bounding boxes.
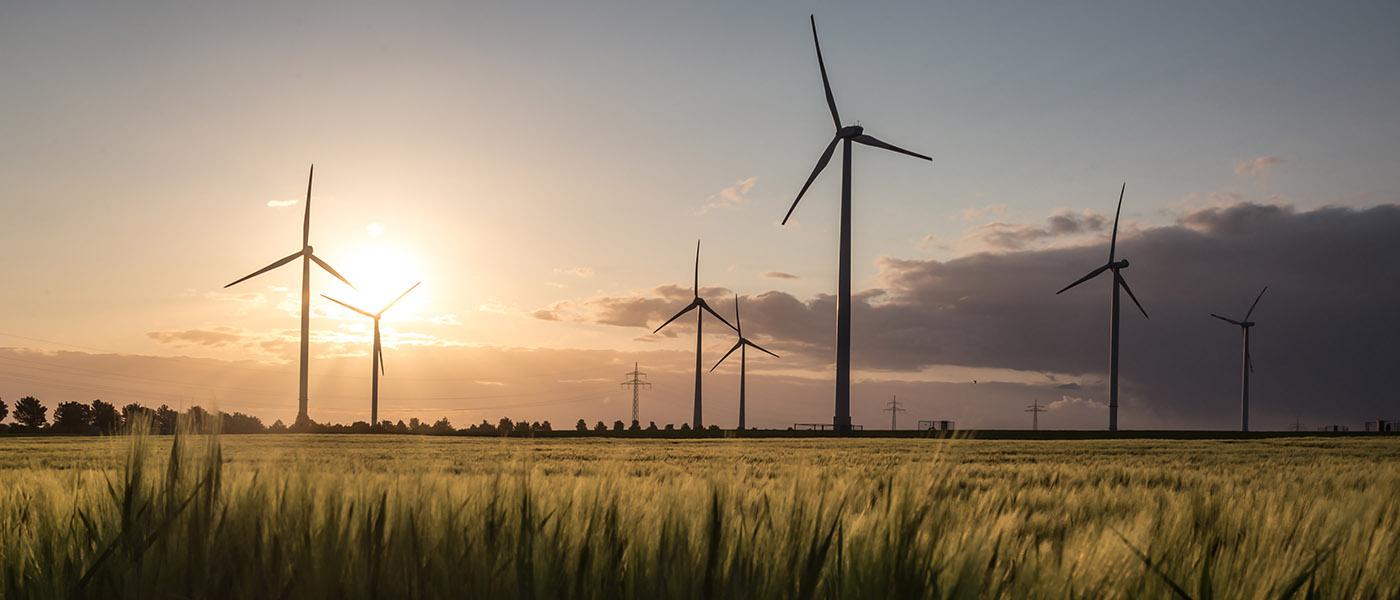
[0,432,1396,599]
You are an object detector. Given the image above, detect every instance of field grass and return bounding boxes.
[0,432,1396,599]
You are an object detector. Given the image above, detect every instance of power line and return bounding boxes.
[620,362,651,426]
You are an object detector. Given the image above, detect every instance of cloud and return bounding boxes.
[146,328,243,347]
[961,204,1008,222]
[266,199,299,208]
[536,201,1400,427]
[762,271,800,280]
[1046,396,1106,411]
[963,210,1107,251]
[1234,156,1285,177]
[697,176,758,214]
[556,267,594,278]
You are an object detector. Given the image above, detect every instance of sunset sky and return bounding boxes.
[2,2,1398,429]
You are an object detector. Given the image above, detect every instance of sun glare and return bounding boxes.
[325,240,431,318]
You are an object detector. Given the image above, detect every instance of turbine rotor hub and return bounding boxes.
[1112,259,1130,269]
[837,125,864,138]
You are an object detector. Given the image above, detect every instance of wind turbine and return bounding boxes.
[780,15,932,434]
[1211,286,1267,432]
[225,165,353,424]
[322,282,421,426]
[1055,184,1148,432]
[710,295,779,431]
[653,240,736,429]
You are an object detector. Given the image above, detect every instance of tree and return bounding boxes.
[269,419,288,433]
[646,421,658,431]
[664,423,675,431]
[497,417,515,434]
[0,397,8,424]
[576,419,588,432]
[594,421,607,432]
[154,405,178,435]
[628,420,641,431]
[539,421,552,432]
[91,399,121,434]
[14,397,46,429]
[430,417,454,434]
[52,401,94,434]
[612,420,625,432]
[513,420,532,436]
[680,423,691,431]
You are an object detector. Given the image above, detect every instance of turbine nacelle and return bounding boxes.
[837,125,865,138]
[1111,259,1130,269]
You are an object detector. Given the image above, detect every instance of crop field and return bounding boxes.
[1,433,1397,599]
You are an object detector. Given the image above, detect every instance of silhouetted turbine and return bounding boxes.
[225,165,353,423]
[780,15,931,434]
[1055,183,1148,431]
[322,282,421,426]
[710,295,779,431]
[653,240,737,429]
[1211,286,1267,432]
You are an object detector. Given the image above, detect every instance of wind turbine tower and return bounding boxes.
[780,16,932,434]
[884,396,906,431]
[1055,184,1149,431]
[225,165,353,424]
[620,363,651,427]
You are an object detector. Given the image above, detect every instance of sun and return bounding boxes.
[323,236,431,318]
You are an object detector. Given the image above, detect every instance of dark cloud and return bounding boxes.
[762,271,801,280]
[969,210,1108,250]
[540,202,1400,428]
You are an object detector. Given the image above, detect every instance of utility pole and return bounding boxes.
[620,363,651,427]
[1025,399,1046,431]
[883,395,906,431]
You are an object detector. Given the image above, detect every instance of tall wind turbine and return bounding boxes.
[710,295,779,431]
[1211,286,1267,432]
[1055,184,1149,431]
[225,165,353,423]
[780,15,932,434]
[322,282,421,426]
[653,240,736,429]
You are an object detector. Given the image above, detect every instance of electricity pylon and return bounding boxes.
[1026,399,1047,431]
[620,363,651,427]
[884,395,906,431]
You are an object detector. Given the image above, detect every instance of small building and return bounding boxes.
[918,420,955,432]
[1365,420,1396,432]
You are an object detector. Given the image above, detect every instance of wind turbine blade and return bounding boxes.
[709,341,744,372]
[309,254,354,289]
[303,165,314,248]
[224,249,303,288]
[1244,286,1268,321]
[1210,313,1243,326]
[376,340,385,376]
[1109,182,1124,262]
[852,134,932,161]
[810,15,841,129]
[380,281,421,315]
[744,339,780,359]
[733,294,742,335]
[782,137,839,225]
[699,300,738,331]
[1248,355,1254,373]
[1055,264,1110,295]
[652,300,699,334]
[1117,273,1149,319]
[320,294,374,318]
[693,239,700,296]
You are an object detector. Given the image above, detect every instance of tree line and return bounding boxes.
[0,397,727,436]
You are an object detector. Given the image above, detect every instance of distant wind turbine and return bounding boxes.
[225,165,353,423]
[1211,286,1267,432]
[653,240,736,429]
[322,281,421,426]
[1055,184,1148,431]
[780,15,932,434]
[710,295,779,431]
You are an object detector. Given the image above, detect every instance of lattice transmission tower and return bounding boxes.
[620,363,651,426]
[884,395,906,431]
